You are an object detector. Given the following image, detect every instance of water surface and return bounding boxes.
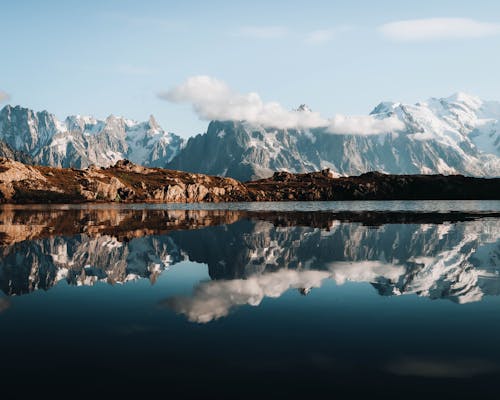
[0,201,499,398]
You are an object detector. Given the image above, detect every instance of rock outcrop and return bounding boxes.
[247,169,500,201]
[0,158,251,203]
[0,158,498,204]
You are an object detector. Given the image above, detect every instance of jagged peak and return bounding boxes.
[148,114,160,130]
[1,104,20,111]
[0,105,58,126]
[369,101,398,115]
[105,114,118,122]
[1,104,36,115]
[65,114,98,125]
[295,104,312,113]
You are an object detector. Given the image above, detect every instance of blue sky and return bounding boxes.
[2,0,500,138]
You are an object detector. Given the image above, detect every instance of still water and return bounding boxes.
[0,201,499,398]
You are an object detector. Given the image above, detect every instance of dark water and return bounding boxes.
[0,201,499,398]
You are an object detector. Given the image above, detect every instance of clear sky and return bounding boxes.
[2,0,500,138]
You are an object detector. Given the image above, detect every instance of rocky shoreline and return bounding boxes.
[0,157,498,204]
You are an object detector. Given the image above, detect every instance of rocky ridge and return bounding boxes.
[247,169,500,201]
[0,158,498,203]
[0,158,251,203]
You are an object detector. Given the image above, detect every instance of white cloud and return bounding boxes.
[379,18,500,42]
[328,114,406,135]
[163,269,330,323]
[160,75,406,135]
[237,26,288,39]
[304,26,353,45]
[0,91,10,103]
[328,261,405,285]
[236,25,354,43]
[160,75,328,130]
[305,29,337,44]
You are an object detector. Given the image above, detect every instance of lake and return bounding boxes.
[0,201,499,398]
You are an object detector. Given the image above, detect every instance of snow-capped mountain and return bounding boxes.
[0,105,183,168]
[1,93,500,179]
[167,93,500,180]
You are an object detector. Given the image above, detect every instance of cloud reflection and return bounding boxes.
[162,261,404,323]
[162,269,330,323]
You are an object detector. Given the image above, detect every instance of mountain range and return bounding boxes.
[0,105,183,169]
[1,92,499,180]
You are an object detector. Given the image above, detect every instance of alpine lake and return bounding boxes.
[0,201,499,398]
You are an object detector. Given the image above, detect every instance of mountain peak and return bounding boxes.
[66,114,97,124]
[370,101,397,115]
[295,104,312,113]
[148,114,160,130]
[444,92,482,109]
[1,104,33,115]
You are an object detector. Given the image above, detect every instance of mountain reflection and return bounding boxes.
[0,207,498,319]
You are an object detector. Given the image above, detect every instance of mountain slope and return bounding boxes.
[0,105,183,168]
[0,140,32,164]
[167,93,500,180]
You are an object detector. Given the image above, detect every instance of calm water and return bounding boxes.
[0,201,499,398]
